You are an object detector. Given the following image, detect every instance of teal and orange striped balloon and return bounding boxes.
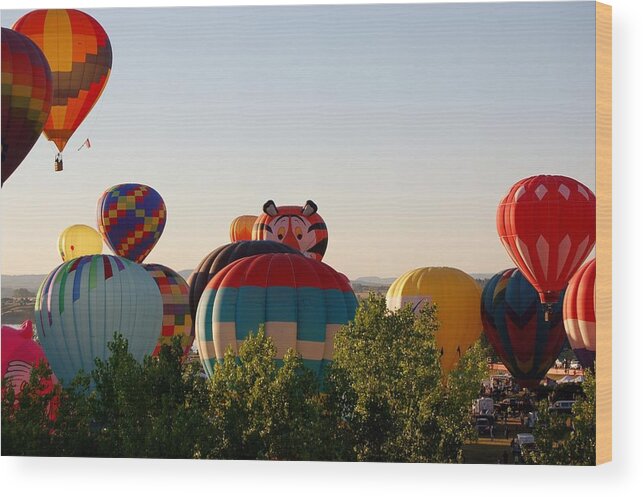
[1,28,52,185]
[13,9,112,153]
[195,253,357,379]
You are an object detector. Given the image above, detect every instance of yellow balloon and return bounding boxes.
[386,267,482,375]
[58,224,103,261]
[229,215,258,242]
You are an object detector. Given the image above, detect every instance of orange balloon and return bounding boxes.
[229,215,257,242]
[13,9,112,153]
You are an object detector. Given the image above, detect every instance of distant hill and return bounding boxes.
[353,276,397,287]
[1,271,495,295]
[2,274,46,295]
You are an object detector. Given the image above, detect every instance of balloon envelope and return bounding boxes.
[386,267,482,375]
[229,215,257,242]
[497,175,595,304]
[2,320,57,394]
[188,240,301,323]
[481,268,566,388]
[195,253,357,379]
[1,28,52,185]
[252,200,328,261]
[13,9,112,153]
[58,224,103,261]
[143,263,194,357]
[97,183,167,263]
[34,255,162,383]
[563,258,596,369]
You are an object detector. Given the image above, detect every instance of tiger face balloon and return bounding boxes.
[252,200,328,261]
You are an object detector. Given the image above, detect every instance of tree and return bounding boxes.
[2,334,212,458]
[2,303,489,462]
[204,327,341,461]
[89,334,211,458]
[12,288,35,298]
[325,293,487,463]
[1,361,60,455]
[526,369,596,465]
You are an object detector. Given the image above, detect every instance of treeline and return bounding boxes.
[2,295,489,461]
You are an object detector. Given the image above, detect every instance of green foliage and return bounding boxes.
[526,369,596,465]
[204,327,339,460]
[325,293,487,463]
[1,361,60,455]
[2,334,209,458]
[2,298,489,462]
[89,334,211,458]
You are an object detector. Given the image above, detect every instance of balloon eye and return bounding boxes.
[70,245,75,251]
[278,234,284,240]
[296,234,303,240]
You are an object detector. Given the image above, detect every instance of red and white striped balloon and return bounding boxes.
[563,258,596,369]
[497,175,595,304]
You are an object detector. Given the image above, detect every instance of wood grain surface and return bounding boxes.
[595,1,612,465]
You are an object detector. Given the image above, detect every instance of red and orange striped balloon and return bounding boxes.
[13,9,112,153]
[1,28,52,185]
[563,258,596,370]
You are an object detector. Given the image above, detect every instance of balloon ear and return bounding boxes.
[263,200,278,217]
[19,320,34,339]
[302,200,318,217]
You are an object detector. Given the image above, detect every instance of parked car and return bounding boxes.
[514,433,537,462]
[570,360,581,370]
[473,415,494,436]
[548,399,576,414]
[472,397,494,416]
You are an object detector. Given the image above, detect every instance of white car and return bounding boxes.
[516,433,535,447]
[570,360,581,370]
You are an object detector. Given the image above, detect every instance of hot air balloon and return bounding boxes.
[1,28,52,185]
[188,240,301,322]
[195,253,357,379]
[386,267,482,375]
[97,183,167,264]
[34,255,162,383]
[481,268,567,388]
[563,258,596,370]
[58,224,103,261]
[2,320,57,395]
[252,200,328,261]
[143,263,194,357]
[13,9,112,171]
[497,175,595,315]
[230,215,257,242]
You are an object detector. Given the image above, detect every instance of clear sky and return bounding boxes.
[1,2,596,278]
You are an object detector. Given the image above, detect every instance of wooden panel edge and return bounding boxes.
[595,1,612,466]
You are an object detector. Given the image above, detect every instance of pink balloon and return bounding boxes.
[2,320,57,394]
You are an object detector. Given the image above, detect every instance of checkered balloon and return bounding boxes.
[97,183,166,263]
